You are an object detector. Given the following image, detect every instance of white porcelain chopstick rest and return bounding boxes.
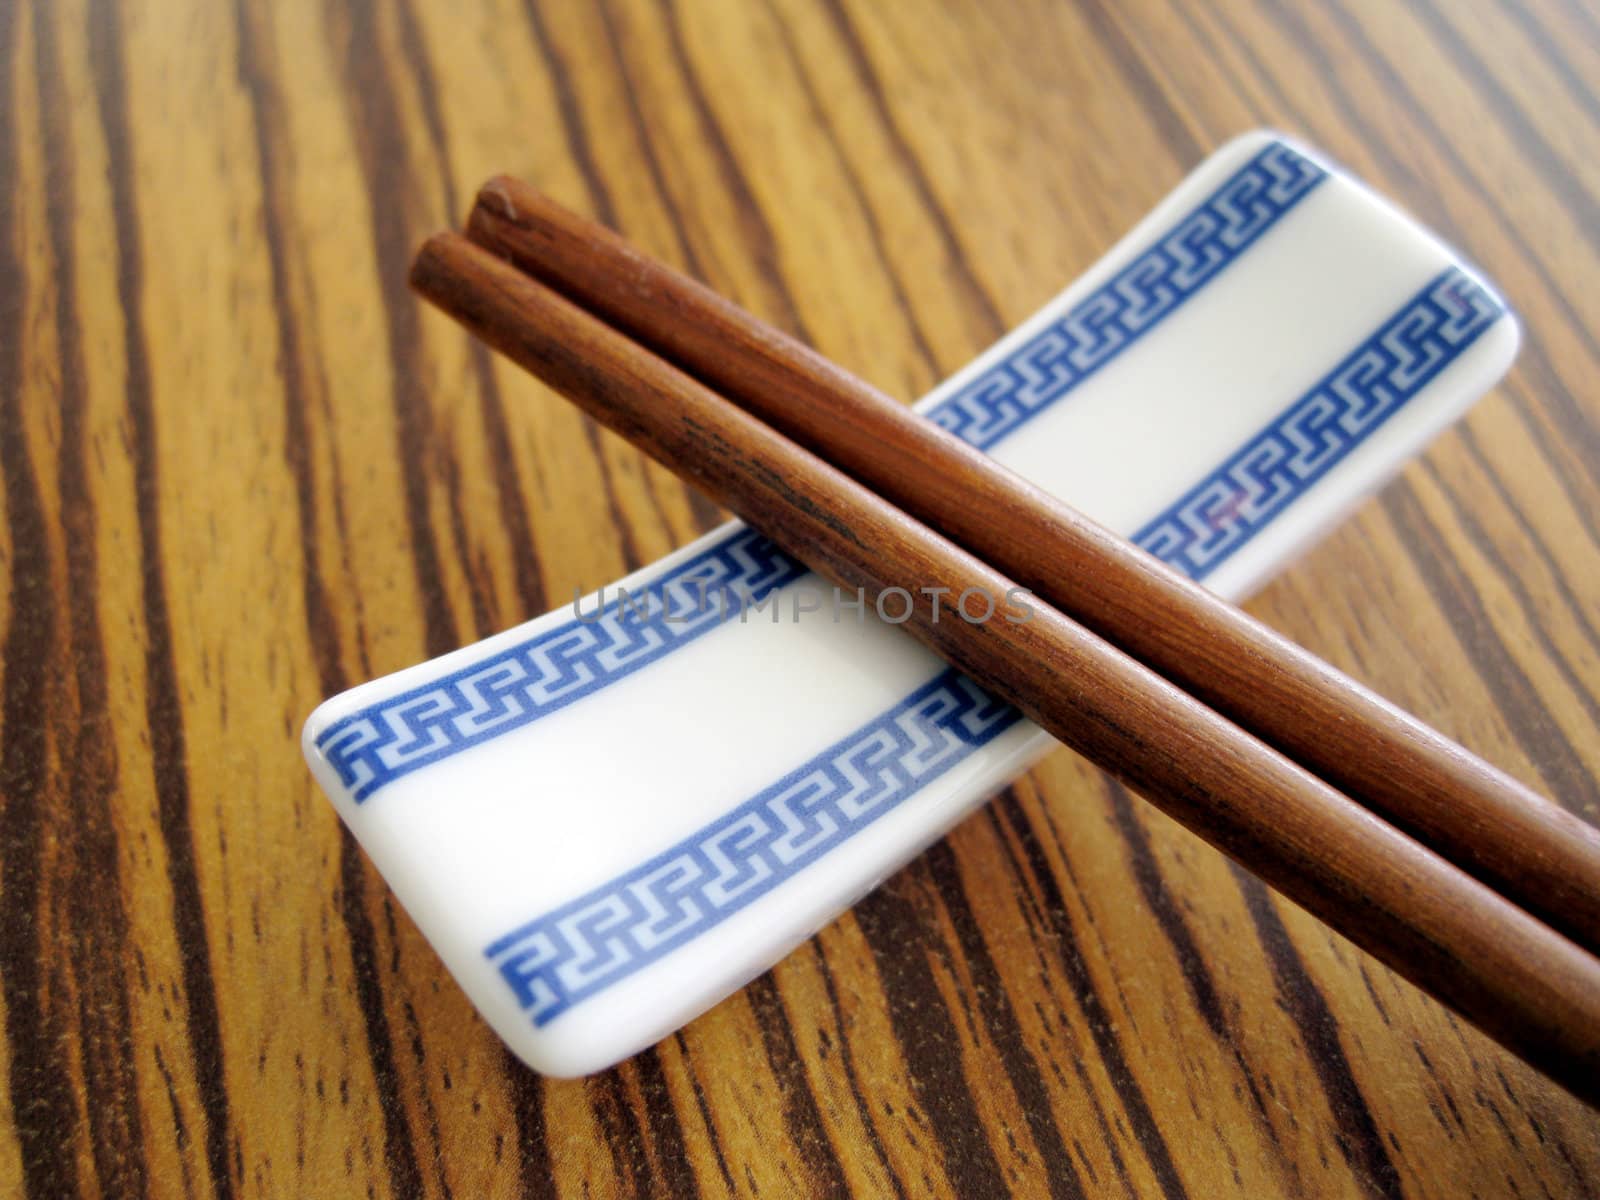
[303,131,1518,1077]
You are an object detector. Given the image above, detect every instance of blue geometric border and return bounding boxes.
[487,265,1507,1029]
[485,669,1021,1025]
[315,527,806,801]
[1131,267,1504,580]
[316,140,1326,804]
[925,139,1326,449]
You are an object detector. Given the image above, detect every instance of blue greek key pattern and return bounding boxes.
[485,669,1021,1025]
[925,140,1327,450]
[1132,267,1504,581]
[486,264,1508,1027]
[316,140,1325,805]
[315,527,807,801]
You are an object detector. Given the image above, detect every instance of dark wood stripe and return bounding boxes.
[670,1034,738,1196]
[331,3,506,1172]
[0,637,73,1200]
[84,2,241,1196]
[336,837,426,1199]
[151,1045,197,1198]
[1452,424,1600,662]
[1402,0,1600,256]
[0,3,83,1191]
[850,883,1014,1197]
[334,0,462,660]
[588,1068,657,1194]
[591,0,702,283]
[658,0,813,344]
[801,945,908,1200]
[1553,0,1600,42]
[1062,991,1163,1172]
[1412,1041,1468,1135]
[393,0,549,619]
[518,0,617,227]
[439,451,498,638]
[1039,991,1139,1196]
[503,1051,558,1200]
[1100,782,1227,1039]
[1500,1,1600,129]
[589,0,725,535]
[516,0,704,567]
[395,990,455,1200]
[629,1049,703,1199]
[816,0,1007,342]
[1496,372,1600,559]
[1231,869,1402,1200]
[1075,0,1204,167]
[575,407,647,573]
[1036,807,1147,1044]
[236,7,477,1189]
[288,2,453,1192]
[1419,457,1600,730]
[1357,963,1394,1028]
[759,0,945,379]
[744,971,852,1197]
[389,0,456,213]
[384,16,528,630]
[463,339,554,613]
[1382,482,1600,814]
[1100,776,1301,1172]
[920,841,1090,1200]
[514,0,649,574]
[68,974,145,1200]
[231,0,346,699]
[1502,1079,1586,1197]
[503,2,739,608]
[37,5,147,1193]
[989,791,1192,1200]
[1475,1079,1525,1149]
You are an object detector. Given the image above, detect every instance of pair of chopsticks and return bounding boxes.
[411,178,1600,1104]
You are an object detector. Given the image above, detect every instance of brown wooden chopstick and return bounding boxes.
[464,177,1600,959]
[410,230,1600,1104]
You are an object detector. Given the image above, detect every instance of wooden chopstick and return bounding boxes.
[463,177,1600,960]
[410,230,1600,1104]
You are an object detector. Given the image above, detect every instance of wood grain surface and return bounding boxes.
[1,0,1597,1196]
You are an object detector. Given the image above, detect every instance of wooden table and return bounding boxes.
[3,0,1597,1195]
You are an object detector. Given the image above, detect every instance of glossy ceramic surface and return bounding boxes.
[303,132,1518,1077]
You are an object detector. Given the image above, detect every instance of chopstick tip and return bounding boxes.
[476,176,521,224]
[409,230,471,297]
